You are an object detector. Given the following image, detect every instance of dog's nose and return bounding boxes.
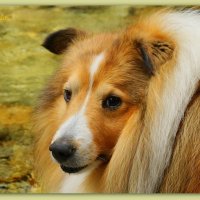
[49,141,76,163]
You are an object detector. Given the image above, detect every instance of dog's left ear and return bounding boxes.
[134,39,175,76]
[42,28,87,54]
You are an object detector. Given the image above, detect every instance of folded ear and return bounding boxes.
[42,28,87,54]
[134,39,175,76]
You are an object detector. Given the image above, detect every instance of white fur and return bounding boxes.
[90,53,104,78]
[59,162,100,193]
[129,11,200,193]
[52,53,104,193]
[59,172,88,193]
[51,109,92,144]
[52,53,104,143]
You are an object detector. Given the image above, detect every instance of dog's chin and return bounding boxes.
[60,164,88,173]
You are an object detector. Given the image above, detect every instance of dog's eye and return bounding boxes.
[102,95,122,110]
[64,89,72,102]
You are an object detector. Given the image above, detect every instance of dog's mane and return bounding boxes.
[103,10,200,193]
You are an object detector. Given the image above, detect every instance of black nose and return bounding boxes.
[49,141,76,163]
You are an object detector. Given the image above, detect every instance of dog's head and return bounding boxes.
[41,26,174,173]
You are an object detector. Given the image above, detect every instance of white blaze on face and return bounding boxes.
[52,53,105,144]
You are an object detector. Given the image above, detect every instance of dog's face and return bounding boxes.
[41,27,174,173]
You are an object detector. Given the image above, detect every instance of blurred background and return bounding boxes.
[0,5,186,193]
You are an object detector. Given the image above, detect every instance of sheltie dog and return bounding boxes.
[33,9,200,193]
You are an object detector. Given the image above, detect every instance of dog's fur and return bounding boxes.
[33,10,200,193]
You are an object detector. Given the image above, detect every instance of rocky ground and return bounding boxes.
[0,5,185,193]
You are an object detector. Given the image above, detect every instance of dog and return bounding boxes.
[33,9,200,193]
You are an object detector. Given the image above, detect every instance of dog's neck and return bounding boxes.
[128,11,200,193]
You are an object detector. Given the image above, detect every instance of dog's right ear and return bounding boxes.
[42,28,87,54]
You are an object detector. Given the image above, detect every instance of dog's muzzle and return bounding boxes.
[49,138,88,173]
[49,137,110,173]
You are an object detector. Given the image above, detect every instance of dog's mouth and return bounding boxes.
[97,154,110,162]
[60,164,88,173]
[60,154,110,174]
